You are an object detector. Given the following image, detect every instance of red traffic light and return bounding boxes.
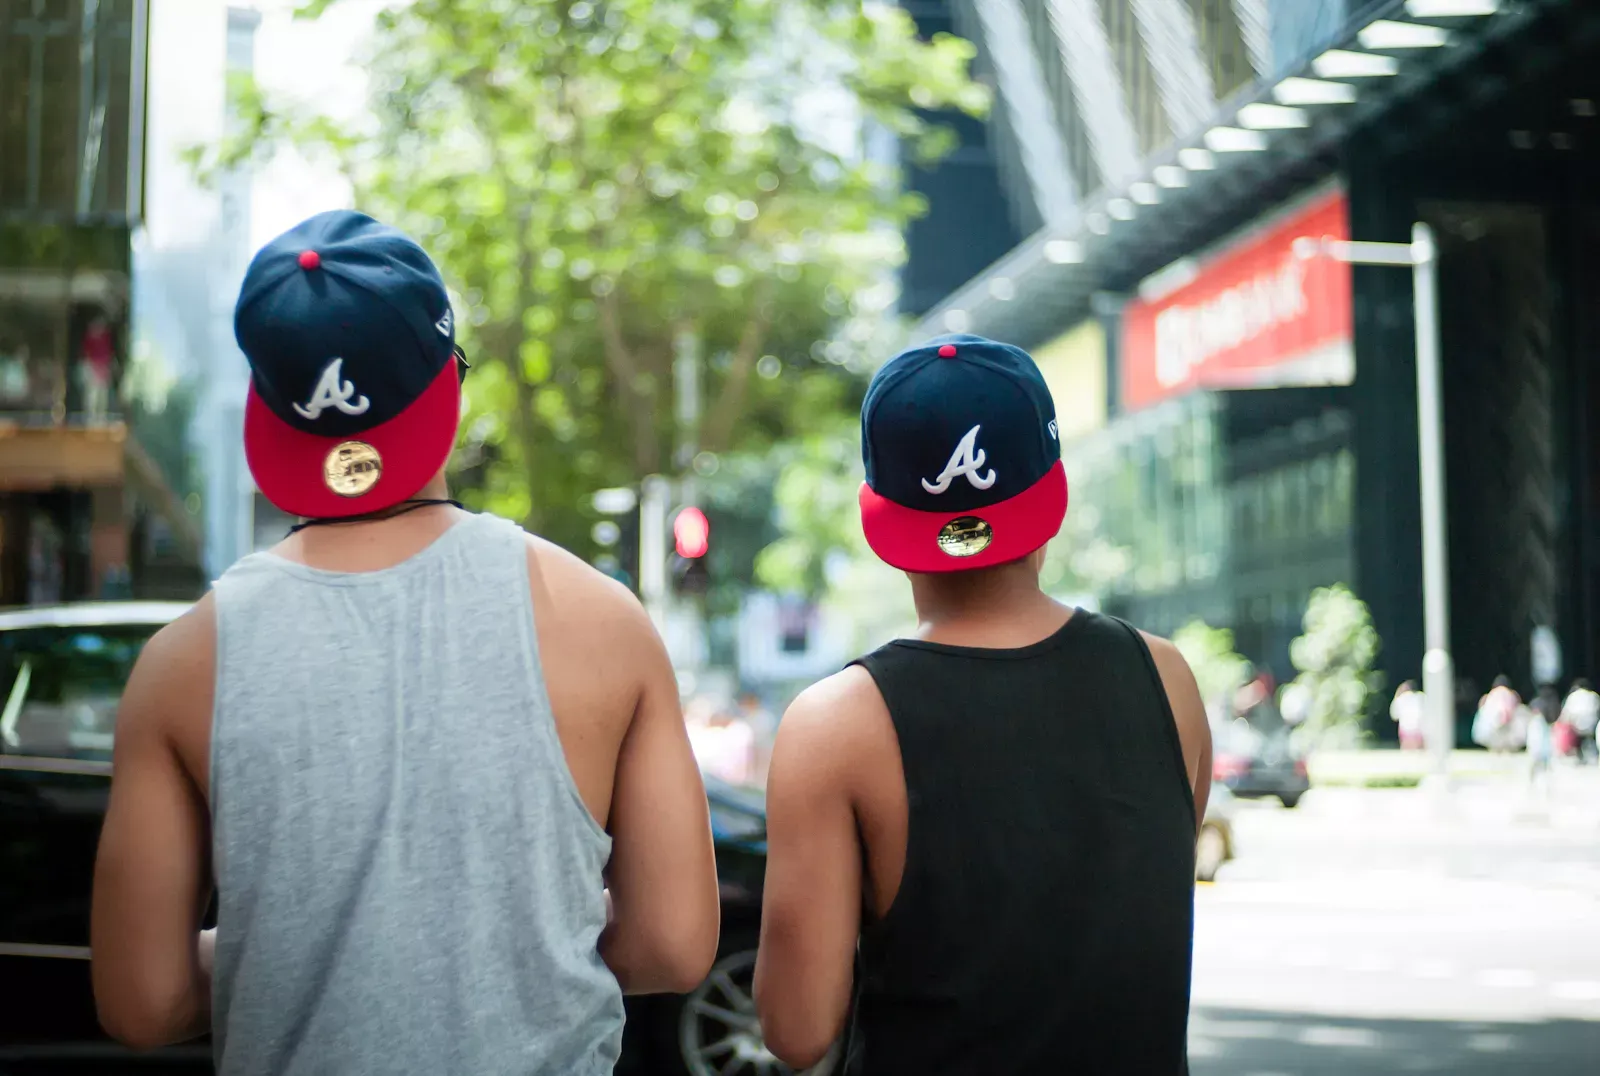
[674,507,709,559]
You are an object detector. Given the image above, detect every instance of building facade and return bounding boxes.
[1,0,202,604]
[900,0,1600,733]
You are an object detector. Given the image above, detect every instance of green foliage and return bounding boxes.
[1286,584,1384,751]
[752,413,864,599]
[192,0,986,559]
[739,408,912,651]
[0,222,129,273]
[1040,496,1136,599]
[1171,620,1251,710]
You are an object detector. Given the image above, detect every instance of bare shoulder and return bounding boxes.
[1136,631,1203,716]
[1137,629,1210,790]
[1137,630,1193,685]
[119,593,216,786]
[771,665,893,783]
[518,529,668,752]
[522,530,654,641]
[130,594,216,698]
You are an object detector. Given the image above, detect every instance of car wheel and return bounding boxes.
[1278,793,1302,809]
[677,946,841,1076]
[1195,823,1228,883]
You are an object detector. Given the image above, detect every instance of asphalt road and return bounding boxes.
[1190,773,1600,1074]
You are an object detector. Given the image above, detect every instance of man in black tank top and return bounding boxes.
[752,335,1212,1075]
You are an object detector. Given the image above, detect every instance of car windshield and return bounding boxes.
[704,777,767,841]
[0,624,162,762]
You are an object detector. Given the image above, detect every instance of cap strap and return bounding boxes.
[287,498,463,535]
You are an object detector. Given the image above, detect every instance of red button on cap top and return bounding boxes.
[937,344,957,358]
[298,250,321,270]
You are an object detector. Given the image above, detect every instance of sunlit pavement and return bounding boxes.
[1190,776,1600,1074]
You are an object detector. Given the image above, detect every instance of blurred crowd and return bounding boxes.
[683,691,778,789]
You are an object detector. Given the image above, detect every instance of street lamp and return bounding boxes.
[1295,223,1453,783]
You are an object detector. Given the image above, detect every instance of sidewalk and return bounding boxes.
[1308,748,1595,787]
[1296,778,1600,836]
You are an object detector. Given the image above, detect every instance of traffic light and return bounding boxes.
[671,506,710,595]
[674,506,709,559]
[671,553,710,596]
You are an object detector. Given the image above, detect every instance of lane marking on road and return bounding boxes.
[1549,980,1600,1001]
[1463,1032,1516,1052]
[1296,1024,1381,1048]
[1474,969,1538,989]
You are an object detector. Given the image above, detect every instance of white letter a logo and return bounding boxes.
[922,425,997,494]
[293,358,371,421]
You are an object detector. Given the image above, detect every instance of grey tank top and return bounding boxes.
[209,511,622,1076]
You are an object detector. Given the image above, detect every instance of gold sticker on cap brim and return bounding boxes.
[324,440,383,498]
[937,516,993,557]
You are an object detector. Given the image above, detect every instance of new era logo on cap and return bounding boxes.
[858,334,1068,573]
[234,210,464,519]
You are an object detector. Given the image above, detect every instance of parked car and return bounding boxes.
[0,604,199,1071]
[1212,719,1310,809]
[0,603,831,1076]
[1195,786,1237,883]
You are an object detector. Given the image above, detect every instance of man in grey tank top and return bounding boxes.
[89,210,721,1075]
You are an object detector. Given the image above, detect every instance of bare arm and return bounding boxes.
[599,607,720,994]
[1144,632,1213,834]
[91,611,214,1049]
[754,673,864,1068]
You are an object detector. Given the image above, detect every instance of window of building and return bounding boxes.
[1186,0,1258,98]
[1,0,140,217]
[1098,0,1175,157]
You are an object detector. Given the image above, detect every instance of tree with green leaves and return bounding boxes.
[1286,584,1384,750]
[1171,619,1251,718]
[196,0,986,557]
[744,410,913,651]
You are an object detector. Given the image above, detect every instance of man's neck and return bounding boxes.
[273,479,464,573]
[908,562,1073,650]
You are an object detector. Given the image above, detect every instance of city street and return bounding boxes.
[1191,774,1600,1074]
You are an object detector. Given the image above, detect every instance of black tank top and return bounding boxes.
[845,610,1195,1076]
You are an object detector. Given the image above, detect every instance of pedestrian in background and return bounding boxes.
[88,210,720,1075]
[1473,675,1523,754]
[1525,696,1555,798]
[1561,678,1599,765]
[1534,683,1576,760]
[753,335,1210,1075]
[1391,680,1426,751]
[687,695,759,786]
[78,316,115,421]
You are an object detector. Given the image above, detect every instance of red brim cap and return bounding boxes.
[244,357,462,519]
[859,460,1068,574]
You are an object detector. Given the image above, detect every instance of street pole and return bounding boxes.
[1410,224,1454,784]
[1298,224,1454,783]
[639,475,670,632]
[671,327,705,674]
[673,327,702,506]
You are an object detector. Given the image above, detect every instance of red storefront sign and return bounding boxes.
[1121,189,1353,410]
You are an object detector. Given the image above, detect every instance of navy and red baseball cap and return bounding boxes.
[859,334,1067,573]
[233,210,463,519]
